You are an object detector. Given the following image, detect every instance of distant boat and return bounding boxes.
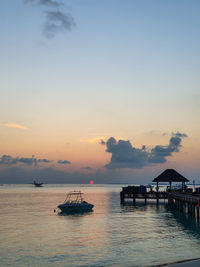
[57,191,94,213]
[32,180,43,187]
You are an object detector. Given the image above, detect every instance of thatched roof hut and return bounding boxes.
[153,169,189,183]
[152,169,189,191]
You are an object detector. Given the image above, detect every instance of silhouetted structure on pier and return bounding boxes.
[120,169,200,220]
[153,169,189,192]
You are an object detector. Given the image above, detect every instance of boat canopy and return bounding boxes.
[64,191,84,204]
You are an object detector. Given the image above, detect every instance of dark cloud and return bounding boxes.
[82,166,92,170]
[43,10,75,38]
[105,137,148,169]
[0,155,51,166]
[57,160,71,164]
[24,0,75,38]
[99,139,106,145]
[0,155,73,166]
[105,132,187,169]
[149,132,188,163]
[172,132,187,138]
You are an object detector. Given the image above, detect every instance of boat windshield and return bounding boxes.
[64,191,84,204]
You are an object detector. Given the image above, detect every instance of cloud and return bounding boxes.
[172,132,187,138]
[0,155,51,166]
[0,155,73,167]
[43,10,75,38]
[2,123,27,130]
[148,132,188,164]
[57,160,71,164]
[104,132,187,169]
[25,0,62,7]
[99,139,106,145]
[145,130,169,137]
[24,0,75,38]
[82,166,92,170]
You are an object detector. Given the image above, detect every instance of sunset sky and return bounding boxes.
[0,0,200,184]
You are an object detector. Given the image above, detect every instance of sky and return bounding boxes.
[0,0,200,184]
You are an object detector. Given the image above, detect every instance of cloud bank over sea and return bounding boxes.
[103,132,187,169]
[0,132,189,184]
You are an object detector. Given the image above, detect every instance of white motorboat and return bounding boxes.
[57,191,94,213]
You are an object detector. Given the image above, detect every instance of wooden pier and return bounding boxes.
[121,169,200,220]
[120,188,200,220]
[120,191,168,205]
[168,192,200,220]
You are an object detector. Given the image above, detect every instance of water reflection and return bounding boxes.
[122,200,200,245]
[120,201,167,212]
[54,189,111,265]
[165,204,200,240]
[57,210,93,216]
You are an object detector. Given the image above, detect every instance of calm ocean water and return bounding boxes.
[0,184,200,267]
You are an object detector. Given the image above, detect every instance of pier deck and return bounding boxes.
[120,191,168,205]
[120,187,200,220]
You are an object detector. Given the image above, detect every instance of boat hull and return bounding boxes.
[57,203,94,213]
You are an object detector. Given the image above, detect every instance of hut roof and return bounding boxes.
[153,169,189,183]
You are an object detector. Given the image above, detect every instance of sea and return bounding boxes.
[0,184,200,267]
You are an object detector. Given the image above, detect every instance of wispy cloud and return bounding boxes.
[0,155,73,166]
[82,166,92,170]
[25,0,63,7]
[0,155,51,166]
[2,123,27,130]
[57,160,71,164]
[43,10,75,38]
[143,130,169,137]
[24,0,75,38]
